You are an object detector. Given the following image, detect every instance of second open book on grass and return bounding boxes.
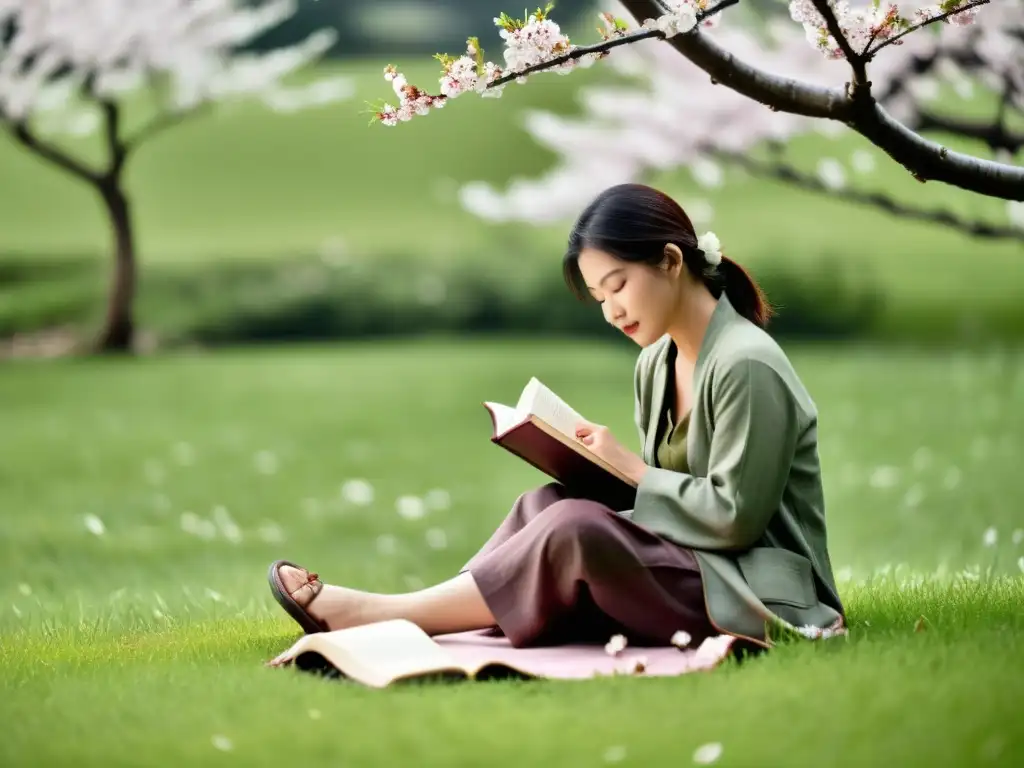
[483,377,637,510]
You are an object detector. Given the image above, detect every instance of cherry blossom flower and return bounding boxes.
[605,633,627,656]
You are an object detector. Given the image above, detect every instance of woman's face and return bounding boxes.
[577,246,683,347]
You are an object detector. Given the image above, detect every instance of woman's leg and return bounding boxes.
[275,567,496,636]
[270,482,573,637]
[273,497,714,648]
[458,482,573,574]
[466,499,715,648]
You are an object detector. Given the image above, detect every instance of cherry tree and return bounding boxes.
[372,1,1020,216]
[0,0,352,353]
[457,1,1024,239]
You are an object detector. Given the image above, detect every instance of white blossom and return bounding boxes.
[84,514,105,536]
[693,742,724,765]
[455,2,999,223]
[605,633,627,656]
[340,479,375,506]
[0,1,347,128]
[983,527,998,547]
[817,157,847,190]
[374,1,707,126]
[671,630,692,648]
[425,527,448,550]
[396,495,426,520]
[424,488,452,511]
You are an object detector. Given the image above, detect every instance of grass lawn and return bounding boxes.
[1,339,1023,766]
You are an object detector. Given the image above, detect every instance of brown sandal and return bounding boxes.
[267,559,329,634]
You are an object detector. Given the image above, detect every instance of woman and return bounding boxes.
[268,183,845,655]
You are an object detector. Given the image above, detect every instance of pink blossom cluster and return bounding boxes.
[788,0,983,60]
[375,4,701,127]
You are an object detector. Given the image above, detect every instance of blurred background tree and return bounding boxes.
[0,0,350,354]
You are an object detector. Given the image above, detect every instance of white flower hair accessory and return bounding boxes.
[696,231,722,266]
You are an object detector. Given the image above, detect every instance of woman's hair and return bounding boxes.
[562,183,773,328]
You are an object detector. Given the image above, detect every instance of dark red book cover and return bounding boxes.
[483,405,638,512]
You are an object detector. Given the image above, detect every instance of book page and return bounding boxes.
[516,377,586,439]
[312,619,464,687]
[483,401,520,436]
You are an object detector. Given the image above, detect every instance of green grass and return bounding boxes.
[1,340,1023,765]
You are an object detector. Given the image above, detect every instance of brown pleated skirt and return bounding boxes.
[460,481,717,649]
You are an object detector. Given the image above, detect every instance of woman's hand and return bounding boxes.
[574,419,649,485]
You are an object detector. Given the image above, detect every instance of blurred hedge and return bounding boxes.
[8,245,1023,351]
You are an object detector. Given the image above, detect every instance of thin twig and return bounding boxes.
[810,0,867,85]
[866,0,991,60]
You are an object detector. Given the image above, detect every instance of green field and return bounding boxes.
[2,340,1023,765]
[2,58,1024,345]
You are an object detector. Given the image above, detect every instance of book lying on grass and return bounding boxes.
[483,377,637,509]
[269,619,528,687]
[267,619,740,687]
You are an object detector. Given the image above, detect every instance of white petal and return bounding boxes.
[693,742,723,765]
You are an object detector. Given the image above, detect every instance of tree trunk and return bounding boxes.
[94,179,136,354]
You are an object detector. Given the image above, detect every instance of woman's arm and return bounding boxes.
[630,357,801,551]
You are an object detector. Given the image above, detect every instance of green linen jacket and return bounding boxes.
[624,294,845,647]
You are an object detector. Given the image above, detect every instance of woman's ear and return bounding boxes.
[662,243,684,277]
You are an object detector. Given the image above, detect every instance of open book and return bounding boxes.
[483,377,638,510]
[268,619,739,686]
[268,619,530,686]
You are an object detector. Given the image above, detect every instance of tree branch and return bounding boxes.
[98,97,128,179]
[708,146,1024,241]
[4,121,100,185]
[866,0,992,60]
[809,0,867,86]
[487,0,739,88]
[619,0,1024,200]
[857,104,1022,195]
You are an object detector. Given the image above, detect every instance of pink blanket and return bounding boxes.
[432,629,739,680]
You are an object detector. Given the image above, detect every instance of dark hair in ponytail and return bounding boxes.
[562,183,773,328]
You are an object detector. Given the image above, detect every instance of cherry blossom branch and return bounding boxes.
[486,0,739,88]
[372,1,742,126]
[620,0,1023,200]
[709,147,1024,241]
[809,0,867,85]
[866,0,992,60]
